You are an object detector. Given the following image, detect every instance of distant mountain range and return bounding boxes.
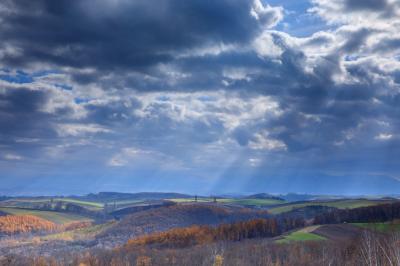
[75,192,192,202]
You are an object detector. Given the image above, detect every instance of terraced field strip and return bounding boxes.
[0,207,92,224]
[54,198,104,209]
[268,199,395,214]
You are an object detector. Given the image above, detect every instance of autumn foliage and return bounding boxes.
[0,215,57,235]
[62,221,92,231]
[125,218,285,249]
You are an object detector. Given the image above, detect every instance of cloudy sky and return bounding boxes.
[1,0,400,196]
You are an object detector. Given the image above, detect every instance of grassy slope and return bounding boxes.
[276,226,326,243]
[0,207,92,224]
[268,199,394,214]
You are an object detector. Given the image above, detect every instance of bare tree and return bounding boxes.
[360,230,378,266]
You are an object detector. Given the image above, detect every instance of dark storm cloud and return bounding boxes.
[84,98,142,126]
[0,87,51,137]
[340,28,372,53]
[221,29,399,155]
[0,0,281,72]
[0,85,56,158]
[344,0,389,11]
[372,38,400,54]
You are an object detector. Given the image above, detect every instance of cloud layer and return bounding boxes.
[0,0,400,195]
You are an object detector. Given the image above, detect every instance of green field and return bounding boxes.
[277,227,326,243]
[268,199,394,215]
[353,222,400,233]
[170,198,285,206]
[0,207,92,224]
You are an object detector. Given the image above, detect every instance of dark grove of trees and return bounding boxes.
[314,202,400,225]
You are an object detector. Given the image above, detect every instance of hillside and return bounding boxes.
[123,218,282,250]
[1,197,400,261]
[0,215,57,235]
[97,204,271,246]
[276,205,337,220]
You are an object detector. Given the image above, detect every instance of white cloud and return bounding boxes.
[309,0,400,25]
[251,0,284,28]
[108,148,143,167]
[134,91,282,131]
[56,123,111,137]
[107,147,184,170]
[249,131,287,151]
[248,158,262,167]
[253,32,284,57]
[3,153,23,161]
[375,133,393,141]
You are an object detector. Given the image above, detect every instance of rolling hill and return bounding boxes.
[97,203,271,246]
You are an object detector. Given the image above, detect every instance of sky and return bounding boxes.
[0,0,400,196]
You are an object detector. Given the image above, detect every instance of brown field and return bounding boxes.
[312,224,364,242]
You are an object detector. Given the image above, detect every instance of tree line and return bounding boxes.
[124,217,305,250]
[314,202,400,225]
